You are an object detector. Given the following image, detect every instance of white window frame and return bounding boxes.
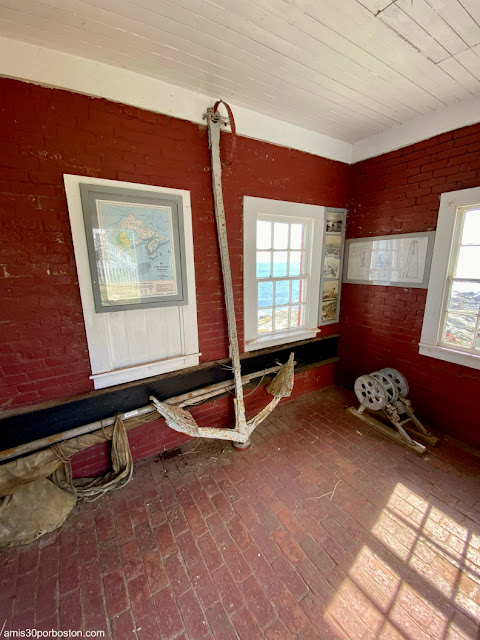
[64,175,200,389]
[419,186,480,370]
[243,196,323,352]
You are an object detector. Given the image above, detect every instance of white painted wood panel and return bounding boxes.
[356,0,392,14]
[64,175,200,389]
[380,3,450,63]
[124,310,149,366]
[299,0,470,102]
[396,0,468,57]
[0,0,471,127]
[166,0,403,120]
[455,49,480,81]
[107,312,130,371]
[458,0,480,28]
[429,0,480,47]
[255,0,437,114]
[156,307,184,358]
[193,0,444,112]
[81,0,403,127]
[438,57,480,93]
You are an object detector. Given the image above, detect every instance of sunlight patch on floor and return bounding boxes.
[325,483,480,639]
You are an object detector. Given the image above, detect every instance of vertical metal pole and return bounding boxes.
[205,108,247,435]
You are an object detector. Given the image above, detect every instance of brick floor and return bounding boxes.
[1,386,480,639]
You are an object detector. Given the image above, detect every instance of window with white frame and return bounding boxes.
[244,197,323,351]
[420,186,480,370]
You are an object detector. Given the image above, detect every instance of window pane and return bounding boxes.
[273,251,288,277]
[258,309,272,334]
[273,222,289,249]
[289,251,303,276]
[292,280,302,302]
[476,333,480,351]
[257,220,272,250]
[443,314,476,348]
[275,280,290,305]
[291,278,307,304]
[258,281,273,308]
[455,246,480,279]
[290,223,305,250]
[274,306,289,331]
[256,251,271,278]
[290,305,305,328]
[447,281,480,314]
[461,209,480,245]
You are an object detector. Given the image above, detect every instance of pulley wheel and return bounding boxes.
[354,374,388,411]
[379,368,409,397]
[371,371,398,404]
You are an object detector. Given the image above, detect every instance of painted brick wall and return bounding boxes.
[342,123,480,449]
[0,77,347,471]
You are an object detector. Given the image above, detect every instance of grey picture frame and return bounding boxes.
[318,207,347,326]
[343,231,435,289]
[79,183,188,313]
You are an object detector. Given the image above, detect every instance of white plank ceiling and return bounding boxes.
[0,0,479,144]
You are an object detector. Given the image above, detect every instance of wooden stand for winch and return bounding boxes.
[347,405,427,456]
[349,368,439,456]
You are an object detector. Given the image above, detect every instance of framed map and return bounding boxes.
[80,184,188,312]
[344,231,435,288]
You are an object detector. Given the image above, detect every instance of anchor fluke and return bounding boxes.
[149,400,199,438]
[267,353,295,398]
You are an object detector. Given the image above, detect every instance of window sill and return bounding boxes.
[419,343,480,371]
[90,353,201,389]
[244,328,319,352]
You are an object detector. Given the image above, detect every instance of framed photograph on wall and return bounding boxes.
[319,208,347,325]
[80,183,188,313]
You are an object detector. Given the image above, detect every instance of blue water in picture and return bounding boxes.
[257,262,302,307]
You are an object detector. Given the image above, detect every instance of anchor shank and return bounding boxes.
[206,107,247,434]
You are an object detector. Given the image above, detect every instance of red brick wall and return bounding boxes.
[342,123,480,449]
[0,78,347,471]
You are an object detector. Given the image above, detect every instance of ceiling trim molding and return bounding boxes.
[352,95,480,164]
[0,36,352,164]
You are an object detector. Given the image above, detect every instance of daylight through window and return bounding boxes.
[420,186,480,370]
[256,217,310,336]
[243,197,323,352]
[441,206,480,353]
